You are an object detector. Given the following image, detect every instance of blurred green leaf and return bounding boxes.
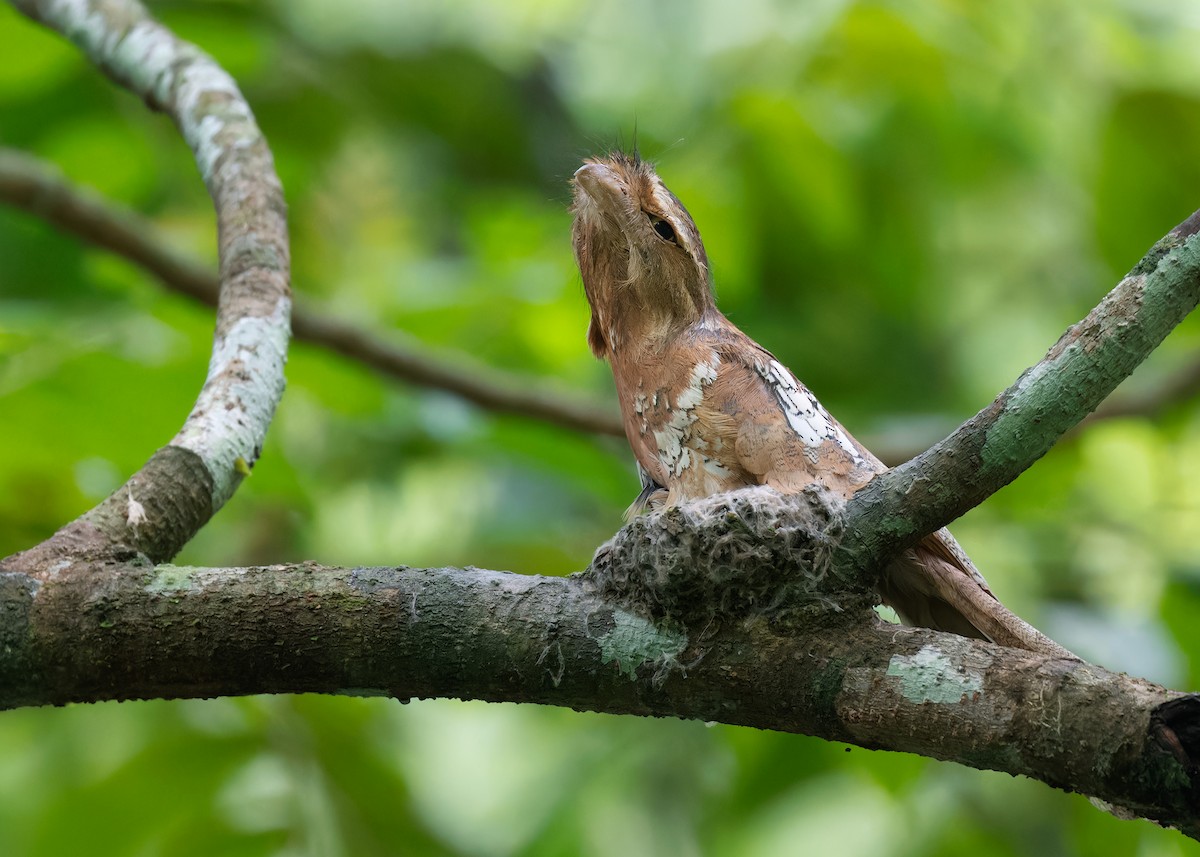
[3,0,1200,854]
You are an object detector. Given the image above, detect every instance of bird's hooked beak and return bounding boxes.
[572,162,628,222]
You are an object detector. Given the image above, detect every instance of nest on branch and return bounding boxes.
[585,486,874,628]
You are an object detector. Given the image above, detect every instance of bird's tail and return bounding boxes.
[880,537,1076,660]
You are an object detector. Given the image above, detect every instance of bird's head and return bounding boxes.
[571,153,713,358]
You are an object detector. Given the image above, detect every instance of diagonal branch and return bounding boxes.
[0,148,626,438]
[1085,353,1200,422]
[866,354,1200,465]
[842,210,1200,572]
[5,0,290,568]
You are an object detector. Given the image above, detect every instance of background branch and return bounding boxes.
[0,148,626,439]
[12,147,1200,462]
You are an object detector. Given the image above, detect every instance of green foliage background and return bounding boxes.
[4,0,1200,853]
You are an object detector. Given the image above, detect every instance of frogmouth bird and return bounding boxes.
[571,151,1070,656]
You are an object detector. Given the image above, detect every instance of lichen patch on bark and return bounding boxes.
[885,644,986,704]
[595,608,687,680]
[172,297,289,507]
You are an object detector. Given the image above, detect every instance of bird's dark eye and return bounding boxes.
[647,213,678,245]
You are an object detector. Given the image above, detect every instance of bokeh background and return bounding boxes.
[4,0,1200,854]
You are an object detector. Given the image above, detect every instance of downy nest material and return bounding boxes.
[585,485,872,626]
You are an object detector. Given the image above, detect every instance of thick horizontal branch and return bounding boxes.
[0,551,1195,835]
[0,148,624,437]
[6,0,290,566]
[843,211,1200,570]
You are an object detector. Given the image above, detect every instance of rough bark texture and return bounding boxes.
[1,538,1197,835]
[4,447,215,578]
[841,216,1200,573]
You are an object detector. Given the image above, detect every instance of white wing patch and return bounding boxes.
[757,359,863,462]
[651,355,720,478]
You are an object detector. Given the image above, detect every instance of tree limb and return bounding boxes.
[842,211,1200,571]
[1,491,1197,834]
[866,352,1200,465]
[4,0,291,567]
[0,148,626,438]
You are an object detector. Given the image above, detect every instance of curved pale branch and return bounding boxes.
[842,210,1200,571]
[0,550,1196,836]
[6,0,290,567]
[0,148,626,438]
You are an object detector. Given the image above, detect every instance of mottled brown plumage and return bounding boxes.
[571,152,1071,656]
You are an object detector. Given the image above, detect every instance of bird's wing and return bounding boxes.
[918,527,994,595]
[711,338,1079,653]
[706,339,877,498]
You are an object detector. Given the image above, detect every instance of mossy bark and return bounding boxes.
[842,215,1200,573]
[1,556,1196,834]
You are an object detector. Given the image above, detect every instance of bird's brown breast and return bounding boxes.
[617,327,877,505]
